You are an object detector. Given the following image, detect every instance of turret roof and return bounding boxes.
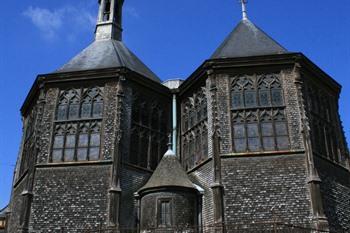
[56,39,160,82]
[211,19,287,59]
[138,149,196,194]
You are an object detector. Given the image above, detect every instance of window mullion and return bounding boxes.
[87,124,92,161]
[272,110,278,151]
[62,129,67,162]
[244,110,249,152]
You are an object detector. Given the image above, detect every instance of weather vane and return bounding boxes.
[240,0,248,20]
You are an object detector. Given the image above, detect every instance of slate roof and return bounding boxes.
[0,206,8,218]
[211,19,287,59]
[56,39,160,83]
[138,149,196,193]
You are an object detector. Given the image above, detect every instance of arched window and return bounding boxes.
[201,95,208,121]
[231,74,289,153]
[273,110,289,150]
[260,110,274,151]
[81,88,104,119]
[52,87,104,163]
[232,112,246,152]
[246,111,259,152]
[181,87,208,170]
[201,125,208,159]
[56,89,80,120]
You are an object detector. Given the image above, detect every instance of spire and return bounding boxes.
[95,0,124,41]
[241,0,248,20]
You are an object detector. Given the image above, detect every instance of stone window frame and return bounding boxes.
[130,94,168,170]
[182,87,208,170]
[230,74,290,153]
[19,106,37,177]
[50,87,104,163]
[307,84,344,164]
[156,198,173,228]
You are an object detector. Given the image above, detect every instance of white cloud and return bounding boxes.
[125,6,140,19]
[23,5,96,41]
[23,6,63,40]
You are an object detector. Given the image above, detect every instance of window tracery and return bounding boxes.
[306,83,345,165]
[130,95,168,170]
[182,87,208,170]
[52,87,104,162]
[231,74,290,153]
[19,107,37,177]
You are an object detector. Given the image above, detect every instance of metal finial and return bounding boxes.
[167,134,172,150]
[240,0,248,20]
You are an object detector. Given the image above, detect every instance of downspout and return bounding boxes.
[172,94,177,154]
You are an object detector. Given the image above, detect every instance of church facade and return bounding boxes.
[4,0,350,232]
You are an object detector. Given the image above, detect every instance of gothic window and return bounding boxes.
[201,125,208,160]
[52,87,104,163]
[231,74,289,153]
[81,88,104,119]
[233,113,247,152]
[201,96,208,121]
[158,199,172,227]
[195,129,201,164]
[274,110,289,150]
[246,112,259,152]
[258,75,284,107]
[261,111,275,151]
[183,105,189,131]
[130,95,167,170]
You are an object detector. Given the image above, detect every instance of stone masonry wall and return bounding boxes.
[7,177,27,233]
[189,160,214,228]
[221,154,313,227]
[140,191,198,231]
[29,165,111,232]
[315,156,350,232]
[120,166,151,229]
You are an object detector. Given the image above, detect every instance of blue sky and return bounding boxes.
[0,0,349,208]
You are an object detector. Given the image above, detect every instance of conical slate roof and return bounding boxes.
[211,19,287,59]
[56,39,160,83]
[138,149,196,194]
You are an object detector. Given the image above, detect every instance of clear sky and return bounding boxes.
[0,0,349,208]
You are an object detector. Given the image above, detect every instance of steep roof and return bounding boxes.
[0,206,8,218]
[211,19,287,59]
[56,39,160,83]
[138,149,196,194]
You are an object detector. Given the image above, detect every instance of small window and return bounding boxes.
[232,92,243,109]
[245,91,257,108]
[259,89,270,106]
[158,200,172,227]
[271,89,283,106]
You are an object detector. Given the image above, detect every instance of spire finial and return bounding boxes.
[240,0,248,20]
[167,134,172,150]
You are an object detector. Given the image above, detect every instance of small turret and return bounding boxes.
[95,0,124,41]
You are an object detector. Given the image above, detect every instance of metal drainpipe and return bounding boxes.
[172,94,177,155]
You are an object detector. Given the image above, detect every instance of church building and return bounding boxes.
[4,0,350,232]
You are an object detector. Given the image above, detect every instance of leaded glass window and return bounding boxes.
[158,200,172,227]
[182,87,208,170]
[130,96,167,170]
[231,74,289,153]
[52,87,104,163]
